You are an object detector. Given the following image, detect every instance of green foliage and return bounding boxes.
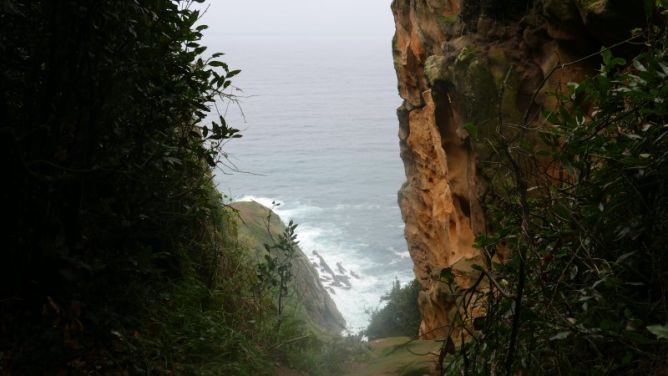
[107,271,271,375]
[0,0,307,373]
[257,209,300,318]
[242,204,362,375]
[279,331,368,376]
[366,279,422,340]
[443,22,668,376]
[648,325,668,340]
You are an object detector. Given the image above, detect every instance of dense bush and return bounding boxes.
[442,12,668,376]
[0,0,276,373]
[366,279,422,340]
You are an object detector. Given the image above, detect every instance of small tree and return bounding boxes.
[366,279,421,340]
[256,204,299,322]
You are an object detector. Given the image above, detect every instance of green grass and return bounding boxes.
[345,337,440,376]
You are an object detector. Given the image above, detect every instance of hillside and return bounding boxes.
[231,201,346,335]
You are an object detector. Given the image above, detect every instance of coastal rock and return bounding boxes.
[391,0,644,339]
[336,262,347,275]
[313,250,336,277]
[312,251,358,291]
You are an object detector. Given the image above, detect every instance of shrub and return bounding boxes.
[442,15,668,376]
[366,279,422,340]
[0,0,266,373]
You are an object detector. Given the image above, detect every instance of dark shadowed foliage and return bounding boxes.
[461,0,534,23]
[441,7,668,375]
[366,279,422,340]
[0,0,274,373]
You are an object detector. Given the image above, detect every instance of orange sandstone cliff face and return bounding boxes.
[391,0,645,338]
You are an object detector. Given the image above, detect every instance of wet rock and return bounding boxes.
[332,275,352,289]
[336,262,347,275]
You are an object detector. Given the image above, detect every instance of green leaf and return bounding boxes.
[633,59,648,72]
[226,69,241,78]
[647,325,668,339]
[474,234,500,248]
[601,47,612,67]
[205,154,216,167]
[209,61,229,71]
[612,57,627,67]
[550,331,571,341]
[463,122,478,139]
[471,264,484,272]
[440,267,454,284]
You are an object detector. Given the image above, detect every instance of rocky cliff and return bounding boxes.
[231,201,346,335]
[391,0,646,338]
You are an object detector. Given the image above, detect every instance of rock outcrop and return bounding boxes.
[391,0,646,338]
[231,201,346,334]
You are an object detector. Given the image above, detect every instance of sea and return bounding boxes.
[205,36,413,333]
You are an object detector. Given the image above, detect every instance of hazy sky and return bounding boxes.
[199,0,395,37]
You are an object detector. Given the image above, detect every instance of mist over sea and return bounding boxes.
[206,36,413,332]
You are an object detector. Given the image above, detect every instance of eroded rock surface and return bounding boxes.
[391,0,645,338]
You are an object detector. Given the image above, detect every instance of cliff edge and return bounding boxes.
[391,0,646,338]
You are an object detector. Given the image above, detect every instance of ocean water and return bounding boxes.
[207,36,413,332]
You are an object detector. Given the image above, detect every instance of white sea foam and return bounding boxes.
[233,195,411,332]
[333,203,384,211]
[211,37,414,333]
[236,195,324,220]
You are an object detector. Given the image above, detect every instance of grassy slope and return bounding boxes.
[231,201,346,335]
[232,201,445,375]
[345,337,440,376]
